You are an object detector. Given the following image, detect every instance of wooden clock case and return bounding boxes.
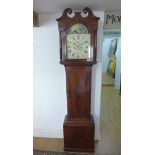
[56,7,99,152]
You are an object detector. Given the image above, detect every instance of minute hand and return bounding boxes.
[68,40,80,48]
[77,40,89,50]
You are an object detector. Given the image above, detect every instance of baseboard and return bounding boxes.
[33,128,100,140]
[33,129,63,138]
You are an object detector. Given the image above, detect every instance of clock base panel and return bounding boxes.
[63,115,95,153]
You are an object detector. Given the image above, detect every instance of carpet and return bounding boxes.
[33,149,95,155]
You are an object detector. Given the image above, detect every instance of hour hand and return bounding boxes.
[67,40,78,46]
[76,43,82,50]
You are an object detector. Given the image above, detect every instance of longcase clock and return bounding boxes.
[56,7,99,152]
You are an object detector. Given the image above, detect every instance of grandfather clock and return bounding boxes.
[56,7,99,152]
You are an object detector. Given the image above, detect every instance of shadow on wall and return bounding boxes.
[35,13,62,27]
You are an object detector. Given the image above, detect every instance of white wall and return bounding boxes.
[115,37,121,89]
[33,12,104,140]
[102,39,111,73]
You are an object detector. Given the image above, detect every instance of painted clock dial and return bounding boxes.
[66,23,91,59]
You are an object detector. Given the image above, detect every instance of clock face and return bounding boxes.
[66,34,90,59]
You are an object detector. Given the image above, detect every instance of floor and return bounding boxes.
[102,73,114,86]
[34,73,121,155]
[99,86,121,154]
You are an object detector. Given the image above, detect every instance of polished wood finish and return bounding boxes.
[65,66,91,120]
[33,11,39,27]
[64,115,94,152]
[64,65,94,152]
[56,7,99,152]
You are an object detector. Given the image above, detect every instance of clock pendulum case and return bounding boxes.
[56,7,99,152]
